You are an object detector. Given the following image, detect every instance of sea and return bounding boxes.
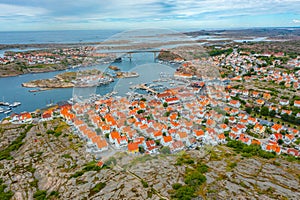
[0,30,177,119]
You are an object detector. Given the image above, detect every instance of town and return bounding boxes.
[4,46,300,162]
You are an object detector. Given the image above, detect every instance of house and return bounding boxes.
[287,128,299,136]
[170,141,185,152]
[229,132,238,140]
[194,130,205,140]
[40,110,53,121]
[161,135,173,146]
[219,124,230,133]
[229,100,241,108]
[281,109,292,115]
[253,123,265,134]
[228,116,236,124]
[18,112,33,123]
[283,134,295,145]
[206,119,216,127]
[217,133,226,144]
[144,140,158,154]
[279,99,289,106]
[248,117,257,125]
[294,100,300,107]
[256,99,265,106]
[164,97,180,105]
[271,124,283,133]
[175,132,189,143]
[287,148,299,157]
[252,91,260,98]
[270,133,283,142]
[115,136,128,148]
[238,134,251,145]
[109,131,121,144]
[128,142,139,154]
[95,138,109,152]
[264,143,281,154]
[152,130,163,140]
[251,139,261,146]
[230,109,239,116]
[263,93,271,100]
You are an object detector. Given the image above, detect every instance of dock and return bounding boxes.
[131,84,158,94]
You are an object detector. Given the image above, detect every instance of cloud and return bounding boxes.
[1,0,300,30]
[293,19,300,23]
[0,3,48,17]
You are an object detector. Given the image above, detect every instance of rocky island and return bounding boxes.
[115,71,139,78]
[22,69,113,89]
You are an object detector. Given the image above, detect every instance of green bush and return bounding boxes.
[184,171,206,186]
[172,183,182,190]
[141,180,149,188]
[172,185,195,200]
[89,182,106,196]
[33,190,47,200]
[0,178,14,200]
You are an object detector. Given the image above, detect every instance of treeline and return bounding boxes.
[226,140,276,159]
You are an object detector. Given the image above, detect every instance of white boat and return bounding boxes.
[9,102,21,107]
[0,107,4,113]
[4,109,12,114]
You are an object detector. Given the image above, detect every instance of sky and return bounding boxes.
[0,0,300,31]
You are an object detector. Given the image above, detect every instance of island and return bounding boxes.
[22,69,114,89]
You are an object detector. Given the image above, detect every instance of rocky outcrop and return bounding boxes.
[0,121,299,200]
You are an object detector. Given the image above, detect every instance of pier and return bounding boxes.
[131,84,158,94]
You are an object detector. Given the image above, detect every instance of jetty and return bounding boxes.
[131,84,158,94]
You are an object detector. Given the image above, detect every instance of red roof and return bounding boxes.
[128,142,139,152]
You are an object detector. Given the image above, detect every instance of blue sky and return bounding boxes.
[0,0,300,31]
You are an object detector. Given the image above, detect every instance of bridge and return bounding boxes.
[98,49,170,61]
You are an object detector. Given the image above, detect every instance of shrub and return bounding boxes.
[172,183,182,190]
[141,180,149,188]
[33,190,47,200]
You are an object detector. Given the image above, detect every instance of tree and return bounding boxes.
[269,110,276,117]
[260,106,269,116]
[245,107,252,114]
[224,118,229,125]
[254,107,260,113]
[139,146,145,154]
[163,102,168,108]
[277,139,284,145]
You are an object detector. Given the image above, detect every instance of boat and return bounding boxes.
[0,107,4,113]
[0,102,10,106]
[9,102,21,107]
[4,109,12,114]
